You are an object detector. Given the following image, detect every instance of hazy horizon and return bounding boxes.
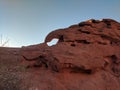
[0,0,120,47]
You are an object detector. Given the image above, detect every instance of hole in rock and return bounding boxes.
[98,42,107,45]
[110,41,120,46]
[71,66,92,74]
[84,69,92,74]
[47,38,59,46]
[110,55,118,64]
[90,19,100,23]
[79,22,92,27]
[71,43,76,47]
[102,20,112,28]
[106,23,111,28]
[78,29,90,34]
[59,35,64,42]
[105,55,118,64]
[75,40,90,44]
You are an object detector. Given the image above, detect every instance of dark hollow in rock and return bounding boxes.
[110,55,118,64]
[75,40,91,44]
[79,22,92,27]
[78,29,91,34]
[71,43,76,47]
[70,66,92,74]
[58,35,64,42]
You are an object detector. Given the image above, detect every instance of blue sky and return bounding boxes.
[0,0,120,47]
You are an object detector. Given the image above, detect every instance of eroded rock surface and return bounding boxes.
[20,19,120,90]
[22,19,120,76]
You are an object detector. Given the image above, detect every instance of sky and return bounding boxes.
[0,0,120,47]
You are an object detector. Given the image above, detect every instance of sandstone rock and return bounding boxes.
[20,19,120,90]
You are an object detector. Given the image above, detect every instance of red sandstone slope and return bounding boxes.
[0,19,120,90]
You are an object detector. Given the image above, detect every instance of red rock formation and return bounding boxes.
[0,19,120,90]
[20,19,120,90]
